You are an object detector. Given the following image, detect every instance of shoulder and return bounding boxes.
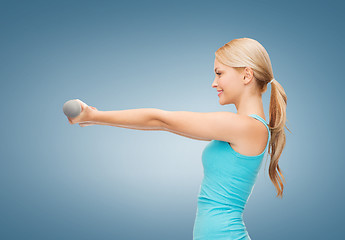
[232,115,268,147]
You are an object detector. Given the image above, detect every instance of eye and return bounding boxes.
[216,72,221,76]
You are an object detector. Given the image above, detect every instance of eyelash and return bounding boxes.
[216,73,221,76]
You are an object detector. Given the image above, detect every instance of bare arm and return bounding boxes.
[163,127,211,141]
[91,108,163,129]
[89,108,210,141]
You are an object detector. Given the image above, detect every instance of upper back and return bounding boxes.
[229,114,271,157]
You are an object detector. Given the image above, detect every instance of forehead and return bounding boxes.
[214,58,228,71]
[214,58,221,66]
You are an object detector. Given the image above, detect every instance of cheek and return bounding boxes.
[223,81,241,96]
[227,77,242,88]
[222,79,235,90]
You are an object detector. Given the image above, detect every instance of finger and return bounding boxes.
[80,123,93,127]
[75,99,88,110]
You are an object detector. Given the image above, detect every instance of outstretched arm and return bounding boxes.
[69,105,251,143]
[91,108,163,130]
[89,108,210,141]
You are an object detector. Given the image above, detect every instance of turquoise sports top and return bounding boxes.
[193,114,271,240]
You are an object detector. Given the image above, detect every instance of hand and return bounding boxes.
[67,99,99,127]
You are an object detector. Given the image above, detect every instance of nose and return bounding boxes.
[212,77,218,88]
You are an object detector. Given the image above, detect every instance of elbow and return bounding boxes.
[156,109,170,130]
[151,109,168,130]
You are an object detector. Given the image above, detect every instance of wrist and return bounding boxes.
[90,110,101,122]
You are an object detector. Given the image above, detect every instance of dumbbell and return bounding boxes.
[63,99,84,118]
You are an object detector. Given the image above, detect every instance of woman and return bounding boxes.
[66,37,289,240]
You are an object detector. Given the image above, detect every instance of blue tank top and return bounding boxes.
[193,114,271,240]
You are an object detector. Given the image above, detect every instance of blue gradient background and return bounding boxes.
[1,0,344,239]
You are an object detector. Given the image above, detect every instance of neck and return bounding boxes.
[235,93,265,118]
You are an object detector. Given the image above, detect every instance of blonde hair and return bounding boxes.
[215,37,290,198]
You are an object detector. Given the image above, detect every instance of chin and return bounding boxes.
[219,97,230,105]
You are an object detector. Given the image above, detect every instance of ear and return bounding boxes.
[243,67,254,81]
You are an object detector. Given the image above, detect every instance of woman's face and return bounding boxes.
[212,58,244,105]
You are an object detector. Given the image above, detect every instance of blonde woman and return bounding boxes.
[66,37,289,240]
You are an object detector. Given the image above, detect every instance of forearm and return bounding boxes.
[90,108,164,130]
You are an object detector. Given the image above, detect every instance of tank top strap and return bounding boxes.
[248,114,271,150]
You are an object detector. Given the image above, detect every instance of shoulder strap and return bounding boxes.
[248,114,271,149]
